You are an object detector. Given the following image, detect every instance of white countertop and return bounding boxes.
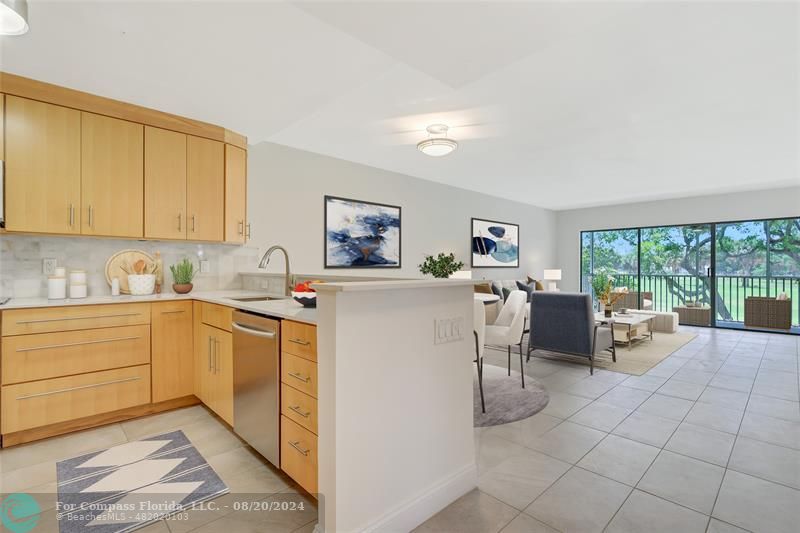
[0,289,318,325]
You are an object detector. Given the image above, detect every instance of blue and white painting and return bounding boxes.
[472,218,519,267]
[325,196,401,268]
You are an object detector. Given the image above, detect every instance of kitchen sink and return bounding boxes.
[229,296,283,302]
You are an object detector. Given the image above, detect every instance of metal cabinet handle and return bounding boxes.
[215,338,220,373]
[160,309,186,315]
[16,312,142,325]
[287,371,310,384]
[245,223,251,240]
[289,338,311,346]
[191,215,196,232]
[178,213,182,232]
[288,440,310,456]
[288,405,311,418]
[88,205,94,228]
[16,335,141,352]
[69,204,75,227]
[208,336,213,372]
[232,322,276,339]
[16,376,141,400]
[238,220,244,236]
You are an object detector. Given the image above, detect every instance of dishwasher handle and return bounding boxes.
[232,322,277,339]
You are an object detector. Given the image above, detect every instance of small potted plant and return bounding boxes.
[590,269,627,317]
[419,253,464,279]
[170,258,196,294]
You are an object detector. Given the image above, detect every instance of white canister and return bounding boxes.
[54,267,66,278]
[128,274,156,295]
[69,283,87,299]
[48,277,67,299]
[111,277,121,296]
[69,270,87,285]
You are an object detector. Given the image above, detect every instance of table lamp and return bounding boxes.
[543,269,561,291]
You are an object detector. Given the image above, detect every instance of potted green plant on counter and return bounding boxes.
[590,268,627,317]
[419,253,464,279]
[170,258,197,294]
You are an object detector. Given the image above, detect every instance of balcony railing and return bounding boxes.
[593,273,800,327]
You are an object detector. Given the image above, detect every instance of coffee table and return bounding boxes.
[595,312,656,350]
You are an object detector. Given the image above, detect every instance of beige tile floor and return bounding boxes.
[0,404,317,533]
[416,327,800,533]
[2,327,798,533]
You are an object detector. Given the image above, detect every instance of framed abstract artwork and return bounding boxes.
[471,218,519,268]
[324,196,401,268]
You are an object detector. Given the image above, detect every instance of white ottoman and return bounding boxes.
[630,310,679,333]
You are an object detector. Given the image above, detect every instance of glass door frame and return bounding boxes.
[580,214,800,335]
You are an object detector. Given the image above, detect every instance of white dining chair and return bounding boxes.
[485,290,527,388]
[473,299,486,413]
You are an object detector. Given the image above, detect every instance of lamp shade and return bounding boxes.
[543,269,562,281]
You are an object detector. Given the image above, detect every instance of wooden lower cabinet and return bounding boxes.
[281,415,318,495]
[1,365,151,434]
[151,301,194,403]
[196,322,234,425]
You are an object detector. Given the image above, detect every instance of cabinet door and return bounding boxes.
[145,126,186,239]
[5,96,81,234]
[224,144,247,243]
[214,331,234,425]
[187,136,224,242]
[151,301,194,403]
[81,112,144,237]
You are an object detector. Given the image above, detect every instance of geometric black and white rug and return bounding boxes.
[56,430,228,533]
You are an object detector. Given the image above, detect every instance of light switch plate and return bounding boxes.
[434,317,465,345]
[199,260,210,273]
[42,258,57,276]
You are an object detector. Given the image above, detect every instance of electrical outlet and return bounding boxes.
[199,260,210,273]
[434,317,465,345]
[42,258,57,276]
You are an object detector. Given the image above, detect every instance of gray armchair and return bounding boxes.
[527,292,616,374]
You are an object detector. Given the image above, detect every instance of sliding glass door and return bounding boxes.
[581,217,800,333]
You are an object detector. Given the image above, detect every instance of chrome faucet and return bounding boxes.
[258,245,292,296]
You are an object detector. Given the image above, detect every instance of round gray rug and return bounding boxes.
[474,363,549,427]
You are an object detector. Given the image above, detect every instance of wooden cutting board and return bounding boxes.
[105,250,155,294]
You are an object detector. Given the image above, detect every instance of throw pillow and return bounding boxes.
[491,283,504,301]
[516,280,535,302]
[501,287,512,301]
[526,276,545,291]
[474,283,493,295]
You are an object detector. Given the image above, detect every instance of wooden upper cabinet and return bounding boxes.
[224,144,247,243]
[144,126,187,239]
[5,96,81,234]
[187,136,224,242]
[81,112,144,238]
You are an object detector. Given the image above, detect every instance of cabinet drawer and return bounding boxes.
[281,320,317,362]
[2,303,151,336]
[200,302,233,332]
[1,365,151,434]
[2,325,151,385]
[281,383,318,434]
[281,415,318,495]
[281,352,317,399]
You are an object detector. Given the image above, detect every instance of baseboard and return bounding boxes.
[358,462,478,533]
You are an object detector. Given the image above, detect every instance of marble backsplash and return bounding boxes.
[0,234,261,298]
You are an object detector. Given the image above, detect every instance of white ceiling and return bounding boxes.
[2,1,798,210]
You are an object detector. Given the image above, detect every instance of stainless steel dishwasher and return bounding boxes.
[232,310,281,467]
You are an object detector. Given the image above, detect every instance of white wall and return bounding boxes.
[556,186,800,291]
[247,142,557,281]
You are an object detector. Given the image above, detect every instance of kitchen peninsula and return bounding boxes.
[0,279,476,532]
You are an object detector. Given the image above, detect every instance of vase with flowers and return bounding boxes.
[590,269,628,317]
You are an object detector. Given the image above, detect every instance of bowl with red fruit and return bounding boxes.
[291,280,322,308]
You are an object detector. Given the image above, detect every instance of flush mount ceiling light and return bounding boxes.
[417,124,458,157]
[0,0,28,35]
